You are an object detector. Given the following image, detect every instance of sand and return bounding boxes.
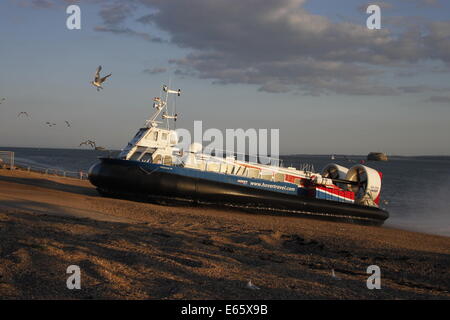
[0,169,449,299]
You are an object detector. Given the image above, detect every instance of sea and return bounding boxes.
[2,147,450,237]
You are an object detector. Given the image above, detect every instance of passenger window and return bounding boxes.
[153,154,162,164]
[163,156,172,165]
[130,152,142,161]
[140,153,153,162]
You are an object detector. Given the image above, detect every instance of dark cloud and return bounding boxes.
[424,21,450,62]
[425,96,450,103]
[133,0,450,94]
[94,26,164,43]
[136,13,156,25]
[94,1,165,43]
[395,70,419,78]
[397,85,449,93]
[143,67,167,75]
[98,3,133,26]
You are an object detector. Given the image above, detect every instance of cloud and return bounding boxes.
[133,0,450,94]
[98,2,132,26]
[22,0,450,96]
[94,26,164,43]
[143,67,167,75]
[425,96,450,103]
[94,1,165,43]
[397,85,450,93]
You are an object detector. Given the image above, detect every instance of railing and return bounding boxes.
[0,151,14,171]
[297,163,315,172]
[1,161,88,180]
[19,164,87,180]
[202,147,281,166]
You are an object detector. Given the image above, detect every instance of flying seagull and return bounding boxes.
[45,122,57,127]
[0,98,5,104]
[65,120,71,127]
[91,65,111,91]
[17,112,30,118]
[80,139,96,149]
[80,139,107,151]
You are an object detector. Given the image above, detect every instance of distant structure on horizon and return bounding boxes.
[367,152,388,161]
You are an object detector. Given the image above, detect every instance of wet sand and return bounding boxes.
[0,169,449,299]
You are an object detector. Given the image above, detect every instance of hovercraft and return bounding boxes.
[88,85,389,225]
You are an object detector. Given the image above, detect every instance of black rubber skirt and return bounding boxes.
[88,158,389,226]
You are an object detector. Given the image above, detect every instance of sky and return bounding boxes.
[0,0,449,155]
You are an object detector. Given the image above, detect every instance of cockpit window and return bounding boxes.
[132,129,146,141]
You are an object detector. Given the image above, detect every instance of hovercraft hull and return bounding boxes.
[88,158,389,225]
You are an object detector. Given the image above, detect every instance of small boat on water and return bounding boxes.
[88,85,389,225]
[367,152,388,161]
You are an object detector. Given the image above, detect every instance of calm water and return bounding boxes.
[2,147,450,237]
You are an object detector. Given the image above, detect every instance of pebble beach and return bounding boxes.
[0,169,449,299]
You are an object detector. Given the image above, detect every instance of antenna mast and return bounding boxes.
[145,84,181,129]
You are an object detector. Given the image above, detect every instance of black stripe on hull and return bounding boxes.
[88,158,389,225]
